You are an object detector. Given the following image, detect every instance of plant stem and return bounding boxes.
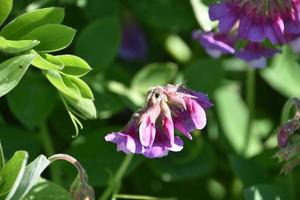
[40,123,61,184]
[99,154,134,200]
[244,68,256,153]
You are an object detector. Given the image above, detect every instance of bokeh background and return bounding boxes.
[1,0,300,199]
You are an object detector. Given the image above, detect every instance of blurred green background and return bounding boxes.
[1,0,300,199]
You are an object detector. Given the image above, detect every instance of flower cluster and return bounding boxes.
[105,84,212,158]
[194,0,300,67]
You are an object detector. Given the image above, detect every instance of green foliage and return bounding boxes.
[0,37,39,54]
[0,7,64,39]
[0,0,12,26]
[7,74,57,130]
[24,24,76,52]
[0,54,36,98]
[0,151,28,200]
[131,62,177,93]
[23,179,70,200]
[0,3,95,133]
[0,0,299,200]
[76,17,121,71]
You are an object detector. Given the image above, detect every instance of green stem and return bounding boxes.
[40,123,61,184]
[280,98,297,200]
[112,194,176,200]
[281,98,296,123]
[244,68,256,153]
[99,154,134,200]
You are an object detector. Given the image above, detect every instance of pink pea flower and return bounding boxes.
[105,84,212,158]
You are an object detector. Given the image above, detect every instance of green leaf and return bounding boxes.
[127,0,197,30]
[148,138,215,182]
[215,84,248,155]
[244,184,289,200]
[184,59,224,94]
[56,55,92,77]
[44,71,94,100]
[43,71,96,119]
[0,0,12,26]
[31,51,64,71]
[24,24,76,52]
[7,73,57,130]
[261,47,300,97]
[76,17,121,71]
[0,37,39,54]
[0,141,4,171]
[0,126,40,160]
[131,62,177,93]
[0,7,65,40]
[0,151,28,200]
[10,155,50,200]
[23,179,71,200]
[63,94,97,119]
[0,54,36,98]
[229,155,271,188]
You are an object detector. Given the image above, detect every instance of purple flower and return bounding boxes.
[195,0,300,66]
[209,0,300,44]
[236,43,280,68]
[105,84,212,158]
[118,20,147,61]
[192,31,236,58]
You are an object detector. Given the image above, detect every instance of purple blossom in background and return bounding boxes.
[194,0,300,67]
[105,84,212,158]
[118,20,147,61]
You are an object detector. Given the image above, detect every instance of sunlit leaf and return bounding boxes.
[10,155,50,200]
[0,36,39,54]
[31,51,64,71]
[0,0,12,26]
[56,55,91,77]
[0,151,28,200]
[0,54,36,97]
[24,24,76,52]
[0,7,65,39]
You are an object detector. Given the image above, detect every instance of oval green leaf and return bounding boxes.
[0,151,28,200]
[56,55,91,77]
[76,17,121,71]
[0,0,12,26]
[24,24,76,52]
[0,36,40,54]
[31,51,64,71]
[0,7,65,39]
[0,54,36,98]
[10,155,50,200]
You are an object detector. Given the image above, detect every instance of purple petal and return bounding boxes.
[209,3,232,21]
[143,146,168,158]
[218,15,238,33]
[105,132,143,154]
[187,98,207,130]
[139,115,156,147]
[167,136,184,152]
